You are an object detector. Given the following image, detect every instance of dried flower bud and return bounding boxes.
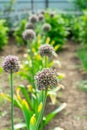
[35,68,58,90]
[42,23,51,32]
[25,22,34,30]
[29,15,38,24]
[39,44,54,57]
[38,14,44,21]
[2,55,20,73]
[23,29,36,41]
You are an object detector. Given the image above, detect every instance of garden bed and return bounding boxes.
[0,38,87,130]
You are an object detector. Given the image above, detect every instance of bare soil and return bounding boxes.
[0,38,87,130]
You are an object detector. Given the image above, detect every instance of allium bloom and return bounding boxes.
[29,15,38,24]
[50,12,55,18]
[25,22,34,30]
[38,14,44,21]
[42,23,51,32]
[35,68,58,90]
[2,55,20,73]
[23,29,36,41]
[39,44,54,57]
[40,10,45,15]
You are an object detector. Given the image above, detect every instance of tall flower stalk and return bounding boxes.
[10,71,14,130]
[23,29,36,88]
[35,68,58,129]
[2,55,20,130]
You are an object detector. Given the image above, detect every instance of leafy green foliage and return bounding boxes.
[80,11,87,45]
[63,11,87,44]
[69,16,81,42]
[0,20,8,50]
[44,13,67,50]
[76,12,87,73]
[1,84,66,130]
[14,19,27,46]
[74,0,87,10]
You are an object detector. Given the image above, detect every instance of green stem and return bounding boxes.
[27,40,35,88]
[36,90,47,130]
[44,56,48,68]
[10,72,14,130]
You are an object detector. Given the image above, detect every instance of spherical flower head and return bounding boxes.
[42,23,51,32]
[23,29,36,41]
[50,12,55,18]
[38,14,44,21]
[35,68,58,90]
[2,55,20,73]
[29,15,38,24]
[40,10,45,15]
[39,44,54,57]
[25,22,34,30]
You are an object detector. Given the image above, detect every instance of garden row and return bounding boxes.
[0,9,87,130]
[0,10,67,130]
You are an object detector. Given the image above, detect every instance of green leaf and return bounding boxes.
[44,103,67,126]
[18,85,33,109]
[21,99,33,129]
[30,114,36,130]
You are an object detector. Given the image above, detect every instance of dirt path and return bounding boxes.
[0,39,87,130]
[46,41,87,130]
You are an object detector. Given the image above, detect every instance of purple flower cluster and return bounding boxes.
[25,22,34,30]
[35,68,58,90]
[38,14,44,21]
[42,23,51,32]
[29,15,38,24]
[23,29,36,41]
[39,44,54,57]
[2,55,20,73]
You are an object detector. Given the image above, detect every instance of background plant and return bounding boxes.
[73,0,87,10]
[44,12,68,50]
[0,20,8,50]
[13,11,68,51]
[1,0,16,29]
[14,19,27,46]
[76,11,87,73]
[80,11,87,46]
